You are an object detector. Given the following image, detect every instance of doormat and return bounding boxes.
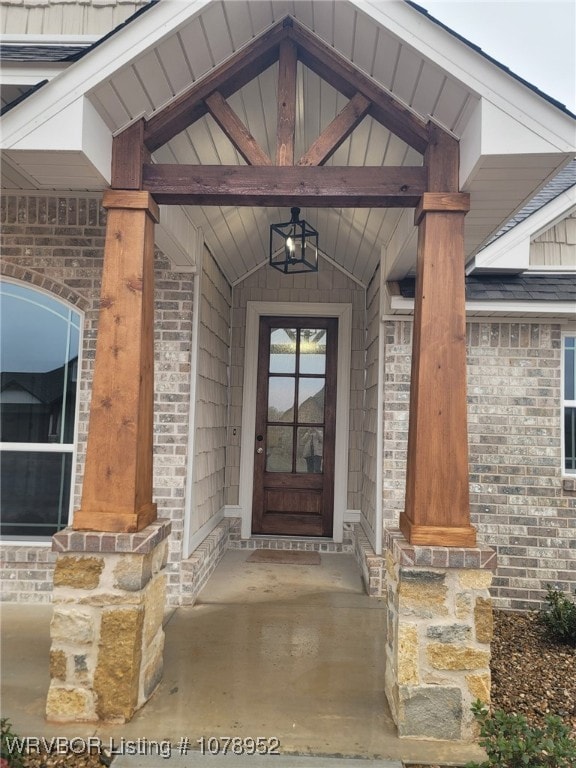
[246,549,321,566]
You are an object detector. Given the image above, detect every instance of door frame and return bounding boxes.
[239,301,352,541]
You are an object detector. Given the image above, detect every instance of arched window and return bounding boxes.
[0,281,81,538]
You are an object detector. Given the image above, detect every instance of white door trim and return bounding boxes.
[239,301,352,541]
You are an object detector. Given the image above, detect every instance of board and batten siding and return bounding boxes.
[0,0,148,36]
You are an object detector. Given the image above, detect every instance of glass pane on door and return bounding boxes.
[269,328,297,373]
[268,378,295,422]
[299,329,326,374]
[298,378,325,423]
[296,427,324,473]
[266,425,293,472]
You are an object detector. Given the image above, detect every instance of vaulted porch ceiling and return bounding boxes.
[1,0,574,285]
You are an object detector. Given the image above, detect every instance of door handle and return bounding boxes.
[256,447,264,454]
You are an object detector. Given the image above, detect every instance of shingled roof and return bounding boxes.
[396,273,576,302]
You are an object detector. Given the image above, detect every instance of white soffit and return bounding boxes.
[473,185,576,273]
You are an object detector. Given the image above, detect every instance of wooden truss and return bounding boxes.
[74,15,475,548]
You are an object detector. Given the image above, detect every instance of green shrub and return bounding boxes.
[538,585,576,647]
[0,719,25,768]
[465,701,576,768]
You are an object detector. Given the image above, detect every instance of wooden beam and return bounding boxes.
[401,122,476,547]
[298,92,371,167]
[144,20,287,152]
[288,19,428,154]
[72,190,158,533]
[276,38,298,166]
[205,91,272,166]
[111,119,150,189]
[142,164,426,207]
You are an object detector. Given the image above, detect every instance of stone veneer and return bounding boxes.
[384,529,496,741]
[46,520,170,723]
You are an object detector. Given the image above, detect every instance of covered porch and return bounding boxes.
[1,0,574,746]
[1,548,486,765]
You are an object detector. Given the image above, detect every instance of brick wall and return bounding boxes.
[383,318,576,610]
[0,193,194,603]
[226,261,366,512]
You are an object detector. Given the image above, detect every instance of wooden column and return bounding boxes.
[400,124,476,547]
[73,190,159,533]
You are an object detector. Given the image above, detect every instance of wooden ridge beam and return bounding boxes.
[298,92,371,167]
[144,20,287,152]
[142,164,426,207]
[288,19,428,154]
[205,91,272,166]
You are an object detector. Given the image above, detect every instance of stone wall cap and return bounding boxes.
[384,528,497,571]
[52,520,172,555]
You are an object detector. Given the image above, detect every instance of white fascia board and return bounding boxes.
[353,0,575,152]
[0,63,68,86]
[473,185,576,272]
[0,0,212,150]
[1,35,100,44]
[390,295,576,317]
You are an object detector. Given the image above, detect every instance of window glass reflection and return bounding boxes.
[268,378,295,422]
[0,283,80,444]
[299,329,326,374]
[0,451,72,536]
[266,426,293,472]
[269,328,296,373]
[296,427,324,473]
[298,378,325,423]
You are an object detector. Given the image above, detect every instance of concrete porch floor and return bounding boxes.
[1,550,484,765]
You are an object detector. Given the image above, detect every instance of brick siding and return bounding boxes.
[383,318,575,610]
[0,194,194,603]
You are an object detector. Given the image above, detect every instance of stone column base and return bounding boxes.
[46,520,171,723]
[384,529,496,741]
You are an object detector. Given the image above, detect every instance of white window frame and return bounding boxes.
[0,279,83,542]
[562,329,576,476]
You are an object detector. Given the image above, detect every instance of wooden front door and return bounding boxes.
[252,316,338,537]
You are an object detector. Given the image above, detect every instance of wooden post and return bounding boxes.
[73,190,159,533]
[400,123,476,547]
